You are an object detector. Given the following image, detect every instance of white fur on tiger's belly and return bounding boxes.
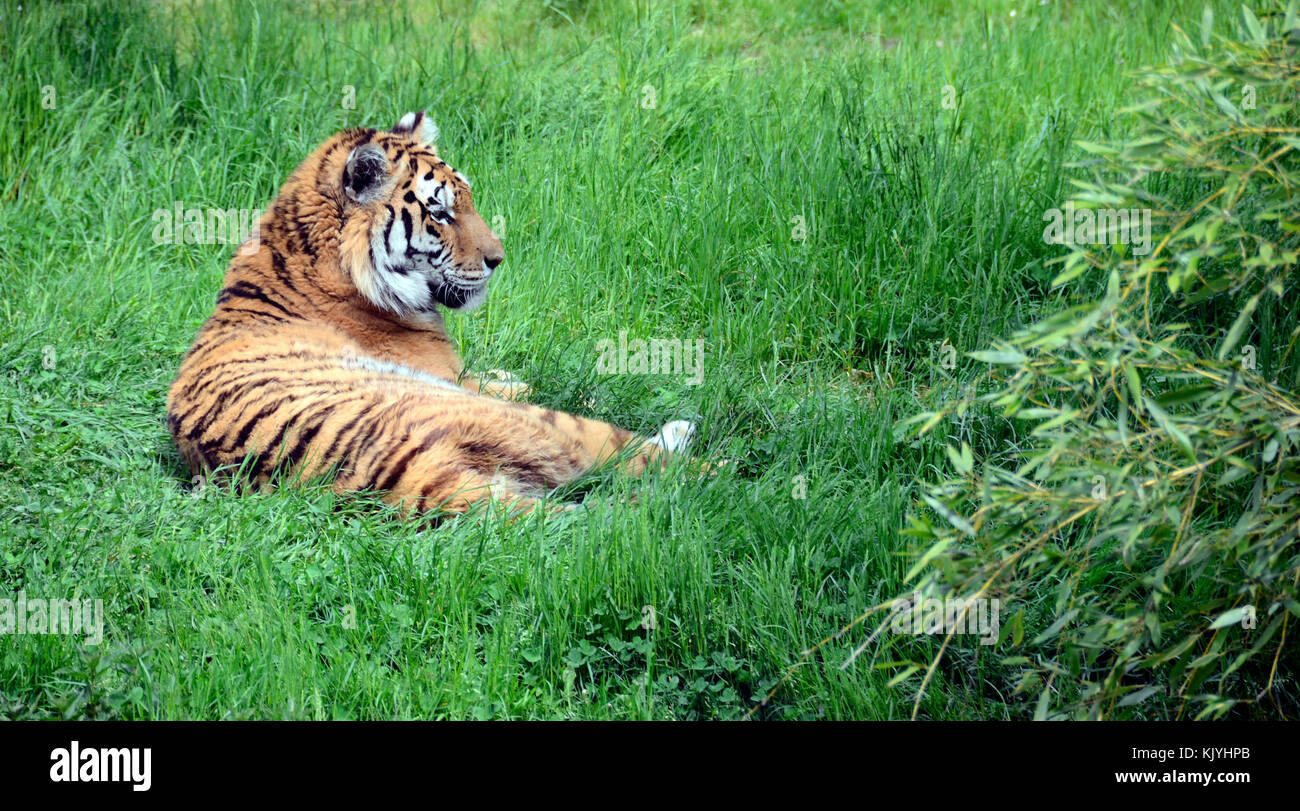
[338,351,465,392]
[649,420,696,454]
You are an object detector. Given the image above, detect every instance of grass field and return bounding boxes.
[0,0,1253,719]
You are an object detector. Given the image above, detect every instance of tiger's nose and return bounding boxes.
[484,254,503,270]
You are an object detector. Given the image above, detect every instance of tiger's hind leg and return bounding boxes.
[397,467,542,519]
[523,407,696,478]
[338,398,697,521]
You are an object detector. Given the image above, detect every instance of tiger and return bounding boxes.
[166,111,696,519]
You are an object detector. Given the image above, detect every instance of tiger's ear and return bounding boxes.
[391,110,439,146]
[343,143,389,203]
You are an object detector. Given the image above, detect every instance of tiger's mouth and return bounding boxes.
[428,277,486,311]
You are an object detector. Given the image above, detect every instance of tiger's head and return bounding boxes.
[332,111,503,316]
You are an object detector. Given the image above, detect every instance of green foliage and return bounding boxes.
[895,1,1300,719]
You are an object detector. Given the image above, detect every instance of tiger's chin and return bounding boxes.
[430,281,487,312]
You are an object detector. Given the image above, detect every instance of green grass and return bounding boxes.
[0,0,1247,719]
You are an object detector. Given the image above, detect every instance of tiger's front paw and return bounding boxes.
[477,369,532,401]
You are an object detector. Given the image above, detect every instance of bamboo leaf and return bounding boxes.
[1209,607,1250,629]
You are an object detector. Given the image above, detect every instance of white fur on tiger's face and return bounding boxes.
[337,110,503,316]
